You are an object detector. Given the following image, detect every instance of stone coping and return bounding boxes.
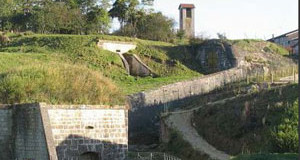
[0,103,129,110]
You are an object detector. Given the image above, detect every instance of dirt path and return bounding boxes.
[166,112,230,160]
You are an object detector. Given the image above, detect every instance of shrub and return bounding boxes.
[24,31,34,35]
[271,100,298,153]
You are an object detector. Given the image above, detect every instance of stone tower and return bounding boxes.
[179,4,195,38]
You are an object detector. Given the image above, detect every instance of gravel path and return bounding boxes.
[166,112,230,160]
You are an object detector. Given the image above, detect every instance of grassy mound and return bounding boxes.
[230,39,289,56]
[0,34,294,104]
[193,84,298,155]
[0,34,203,95]
[0,64,124,105]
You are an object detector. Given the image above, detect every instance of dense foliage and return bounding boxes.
[0,0,176,42]
[0,0,112,34]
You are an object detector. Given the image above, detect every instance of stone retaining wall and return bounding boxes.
[128,67,247,109]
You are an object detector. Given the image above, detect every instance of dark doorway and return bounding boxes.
[80,152,100,160]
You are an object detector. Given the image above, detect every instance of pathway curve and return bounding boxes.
[165,111,230,160]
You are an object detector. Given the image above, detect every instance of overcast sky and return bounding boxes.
[112,0,298,40]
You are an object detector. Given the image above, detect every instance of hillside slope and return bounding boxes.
[0,34,294,105]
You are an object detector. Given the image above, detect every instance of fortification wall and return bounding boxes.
[127,41,245,144]
[0,103,128,160]
[128,67,248,144]
[128,67,247,109]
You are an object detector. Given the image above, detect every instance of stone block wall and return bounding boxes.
[46,105,128,160]
[0,103,128,160]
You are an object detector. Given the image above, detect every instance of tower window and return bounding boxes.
[186,8,192,18]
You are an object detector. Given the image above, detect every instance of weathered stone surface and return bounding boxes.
[195,40,236,73]
[97,40,136,54]
[123,54,153,77]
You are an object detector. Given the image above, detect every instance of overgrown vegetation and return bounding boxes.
[0,63,125,105]
[193,84,298,155]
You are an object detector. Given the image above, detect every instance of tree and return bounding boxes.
[30,2,84,34]
[86,6,111,34]
[109,0,128,31]
[0,0,15,31]
[141,0,154,5]
[217,32,227,40]
[136,12,175,42]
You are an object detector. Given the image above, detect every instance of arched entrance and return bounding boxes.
[80,152,101,160]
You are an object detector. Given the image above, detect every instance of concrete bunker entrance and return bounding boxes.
[80,152,101,160]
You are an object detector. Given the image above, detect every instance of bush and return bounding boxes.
[0,34,10,45]
[0,64,125,105]
[24,31,34,35]
[271,100,298,153]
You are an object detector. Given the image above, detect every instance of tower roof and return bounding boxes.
[178,4,195,9]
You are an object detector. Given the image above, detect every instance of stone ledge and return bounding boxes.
[0,103,129,110]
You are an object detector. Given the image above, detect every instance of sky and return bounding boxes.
[112,0,298,40]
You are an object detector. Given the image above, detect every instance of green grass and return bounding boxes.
[231,153,298,160]
[229,39,289,56]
